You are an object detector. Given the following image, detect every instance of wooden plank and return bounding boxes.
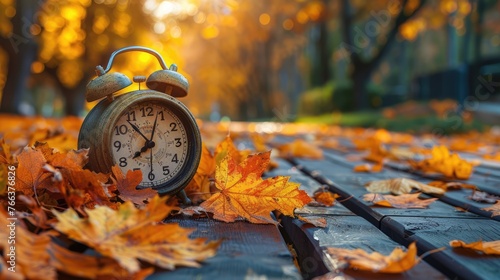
[271,157,446,279]
[266,158,355,217]
[291,157,480,222]
[320,150,500,221]
[381,216,500,280]
[280,216,446,279]
[149,216,301,280]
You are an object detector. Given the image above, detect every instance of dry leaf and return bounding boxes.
[111,165,156,205]
[427,181,477,192]
[297,215,327,228]
[49,241,155,279]
[52,196,219,273]
[200,151,311,224]
[363,193,438,209]
[469,191,500,204]
[325,242,418,273]
[313,190,339,207]
[185,144,216,203]
[214,135,250,164]
[277,139,323,159]
[0,210,57,280]
[365,178,444,195]
[482,201,500,217]
[411,145,473,179]
[450,240,500,255]
[16,147,52,196]
[0,138,14,164]
[251,133,269,152]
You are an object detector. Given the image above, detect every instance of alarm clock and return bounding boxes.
[78,46,201,200]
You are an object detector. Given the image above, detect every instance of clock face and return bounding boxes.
[110,101,188,189]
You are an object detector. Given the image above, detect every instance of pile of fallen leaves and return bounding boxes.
[0,116,313,279]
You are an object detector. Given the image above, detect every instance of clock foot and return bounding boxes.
[176,190,192,206]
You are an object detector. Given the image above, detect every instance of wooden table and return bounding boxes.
[150,134,500,280]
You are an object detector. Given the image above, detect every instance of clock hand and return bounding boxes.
[127,121,149,142]
[148,147,154,181]
[149,111,159,142]
[130,113,159,159]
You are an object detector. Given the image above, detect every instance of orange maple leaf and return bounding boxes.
[449,240,500,255]
[313,190,339,207]
[185,144,216,203]
[111,165,156,205]
[200,151,311,224]
[52,195,219,273]
[363,193,438,209]
[215,135,250,164]
[325,242,419,273]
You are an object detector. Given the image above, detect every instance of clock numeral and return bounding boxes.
[172,154,178,163]
[114,125,128,135]
[119,157,128,167]
[148,172,155,181]
[169,122,178,131]
[174,138,182,147]
[159,111,165,121]
[140,106,154,117]
[113,141,121,152]
[163,166,170,176]
[126,111,136,121]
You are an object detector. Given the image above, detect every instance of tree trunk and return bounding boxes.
[474,0,484,61]
[63,75,89,116]
[0,0,41,114]
[352,67,370,110]
[340,0,427,110]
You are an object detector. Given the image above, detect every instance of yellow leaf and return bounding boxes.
[365,178,445,195]
[200,151,311,224]
[411,145,474,179]
[325,242,419,273]
[450,240,500,255]
[52,196,219,273]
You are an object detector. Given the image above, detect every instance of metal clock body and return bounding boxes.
[78,46,201,196]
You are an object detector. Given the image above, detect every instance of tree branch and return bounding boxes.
[365,0,427,73]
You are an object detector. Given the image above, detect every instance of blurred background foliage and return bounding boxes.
[0,0,499,127]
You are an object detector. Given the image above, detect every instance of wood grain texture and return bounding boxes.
[280,216,446,280]
[382,216,500,280]
[148,216,301,280]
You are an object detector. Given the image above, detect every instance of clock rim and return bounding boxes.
[78,90,202,195]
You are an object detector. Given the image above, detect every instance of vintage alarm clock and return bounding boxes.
[78,46,201,200]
